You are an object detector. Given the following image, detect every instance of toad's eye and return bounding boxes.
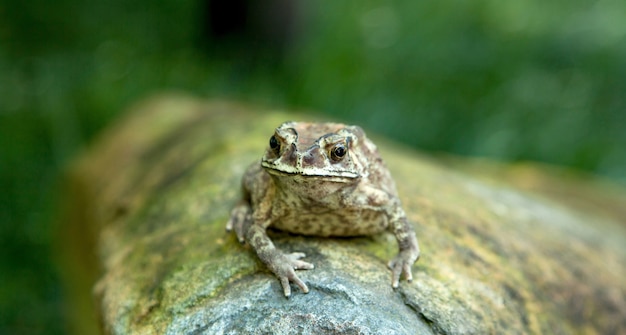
[330,144,347,162]
[269,135,280,154]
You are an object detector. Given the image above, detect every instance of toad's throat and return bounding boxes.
[261,161,360,180]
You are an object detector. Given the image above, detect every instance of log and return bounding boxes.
[63,94,626,334]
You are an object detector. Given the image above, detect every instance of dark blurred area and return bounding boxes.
[0,0,624,333]
[201,0,301,63]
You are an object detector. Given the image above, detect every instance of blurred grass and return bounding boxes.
[1,0,625,333]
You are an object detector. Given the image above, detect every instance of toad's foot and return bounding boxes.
[388,247,420,288]
[267,252,314,297]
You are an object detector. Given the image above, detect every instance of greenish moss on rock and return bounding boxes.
[65,94,626,334]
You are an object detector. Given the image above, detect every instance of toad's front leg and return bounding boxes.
[387,205,420,288]
[245,224,314,297]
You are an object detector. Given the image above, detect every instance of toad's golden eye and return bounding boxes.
[269,135,280,154]
[330,144,347,162]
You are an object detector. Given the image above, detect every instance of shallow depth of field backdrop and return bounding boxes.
[1,0,625,334]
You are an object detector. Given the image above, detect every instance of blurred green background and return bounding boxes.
[1,0,625,333]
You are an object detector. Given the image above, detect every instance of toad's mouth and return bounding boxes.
[261,161,360,180]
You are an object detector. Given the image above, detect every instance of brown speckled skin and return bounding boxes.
[227,122,420,297]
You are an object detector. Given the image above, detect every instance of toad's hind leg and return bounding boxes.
[246,224,314,297]
[226,199,252,243]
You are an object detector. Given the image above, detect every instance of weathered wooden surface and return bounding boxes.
[64,94,626,334]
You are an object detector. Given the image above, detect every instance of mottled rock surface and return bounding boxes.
[64,94,626,334]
